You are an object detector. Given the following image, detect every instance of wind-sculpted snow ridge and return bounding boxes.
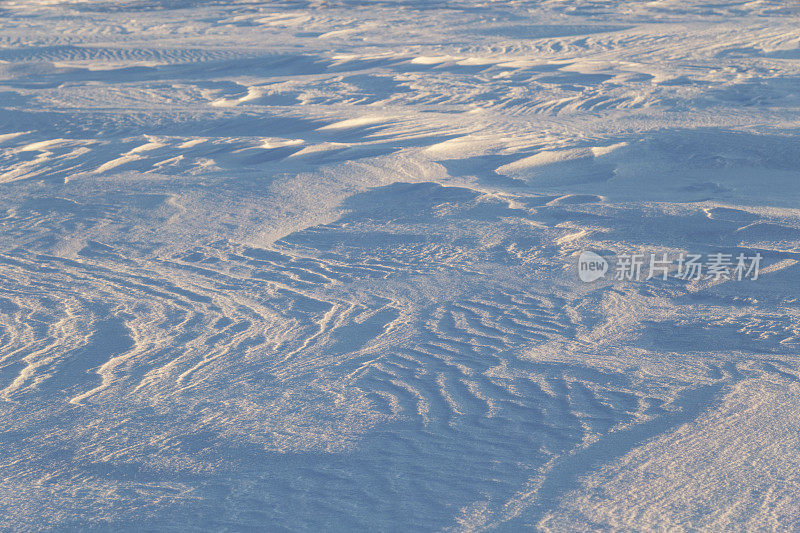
[1,0,800,530]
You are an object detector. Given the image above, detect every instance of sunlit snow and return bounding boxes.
[1,0,799,530]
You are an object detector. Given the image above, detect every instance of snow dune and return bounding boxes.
[0,0,799,530]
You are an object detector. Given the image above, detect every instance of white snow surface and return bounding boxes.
[1,0,800,530]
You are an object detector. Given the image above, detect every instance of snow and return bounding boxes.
[0,0,799,530]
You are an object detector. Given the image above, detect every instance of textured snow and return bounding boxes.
[1,0,799,530]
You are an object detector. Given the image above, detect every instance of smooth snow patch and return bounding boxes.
[318,116,388,130]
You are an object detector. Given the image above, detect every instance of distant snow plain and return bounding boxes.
[1,0,800,530]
